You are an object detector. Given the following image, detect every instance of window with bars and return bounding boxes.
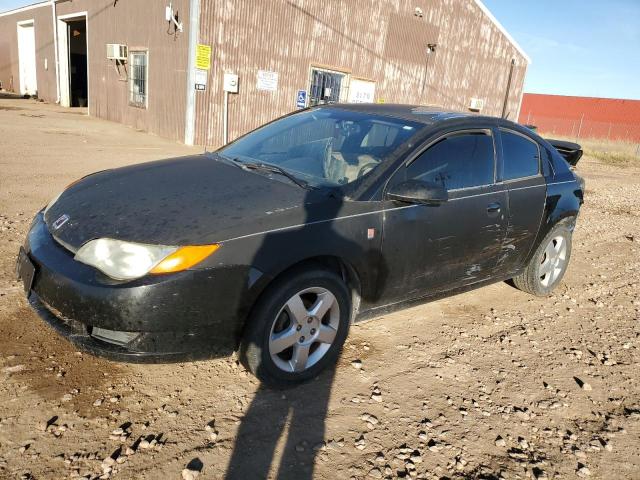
[129,51,148,108]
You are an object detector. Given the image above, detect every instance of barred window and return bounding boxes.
[130,51,148,108]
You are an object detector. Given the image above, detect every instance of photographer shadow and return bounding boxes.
[225,189,387,479]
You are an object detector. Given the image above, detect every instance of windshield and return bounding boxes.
[218,107,422,187]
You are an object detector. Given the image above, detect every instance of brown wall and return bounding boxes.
[0,4,56,99]
[1,0,528,147]
[194,0,529,147]
[1,0,190,142]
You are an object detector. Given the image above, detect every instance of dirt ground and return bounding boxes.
[0,98,639,480]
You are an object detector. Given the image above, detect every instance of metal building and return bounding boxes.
[519,93,640,142]
[0,0,530,147]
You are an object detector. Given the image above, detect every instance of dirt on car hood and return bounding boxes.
[43,155,319,250]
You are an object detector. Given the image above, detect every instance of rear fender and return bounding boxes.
[524,180,580,265]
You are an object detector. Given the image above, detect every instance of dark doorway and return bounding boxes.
[67,19,88,107]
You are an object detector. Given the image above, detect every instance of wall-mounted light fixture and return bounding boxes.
[166,2,183,34]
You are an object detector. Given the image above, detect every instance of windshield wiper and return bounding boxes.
[234,160,312,190]
[213,153,245,170]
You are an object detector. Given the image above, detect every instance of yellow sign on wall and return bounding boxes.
[196,44,212,70]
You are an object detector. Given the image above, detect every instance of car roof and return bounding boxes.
[319,102,495,125]
[318,102,536,135]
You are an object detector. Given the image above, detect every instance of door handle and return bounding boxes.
[487,202,501,213]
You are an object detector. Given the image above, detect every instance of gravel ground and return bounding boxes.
[0,98,639,480]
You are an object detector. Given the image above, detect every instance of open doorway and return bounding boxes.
[67,19,87,107]
[57,13,88,109]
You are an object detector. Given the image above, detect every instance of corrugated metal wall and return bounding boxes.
[1,0,190,143]
[194,0,528,147]
[56,0,190,142]
[519,93,640,142]
[1,0,528,147]
[0,5,56,99]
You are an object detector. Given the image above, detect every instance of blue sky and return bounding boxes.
[483,0,640,99]
[3,0,639,99]
[0,0,39,12]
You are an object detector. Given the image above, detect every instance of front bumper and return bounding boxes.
[26,291,220,362]
[19,213,265,362]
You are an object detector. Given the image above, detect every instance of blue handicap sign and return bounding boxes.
[296,90,307,109]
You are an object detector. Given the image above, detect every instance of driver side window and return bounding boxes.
[407,131,496,190]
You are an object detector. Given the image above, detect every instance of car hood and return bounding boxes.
[43,155,326,250]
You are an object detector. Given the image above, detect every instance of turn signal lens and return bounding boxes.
[150,244,219,274]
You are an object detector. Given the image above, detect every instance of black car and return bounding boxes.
[16,104,584,386]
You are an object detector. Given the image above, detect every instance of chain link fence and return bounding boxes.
[521,114,640,161]
[521,113,640,146]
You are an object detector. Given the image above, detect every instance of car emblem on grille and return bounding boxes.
[53,214,70,230]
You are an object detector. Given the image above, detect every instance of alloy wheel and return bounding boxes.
[539,235,567,287]
[268,287,340,373]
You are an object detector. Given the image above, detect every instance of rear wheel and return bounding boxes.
[512,223,572,296]
[239,267,351,386]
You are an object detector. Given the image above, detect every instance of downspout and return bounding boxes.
[51,0,60,103]
[184,0,201,146]
[501,58,515,119]
[515,62,528,121]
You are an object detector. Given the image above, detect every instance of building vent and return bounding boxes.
[106,44,128,61]
[469,98,485,112]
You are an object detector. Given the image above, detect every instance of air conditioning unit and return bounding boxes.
[469,98,484,112]
[106,44,128,61]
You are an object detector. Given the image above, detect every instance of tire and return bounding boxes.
[239,266,351,387]
[512,223,573,296]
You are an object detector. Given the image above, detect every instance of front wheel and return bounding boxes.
[512,223,573,296]
[239,267,351,386]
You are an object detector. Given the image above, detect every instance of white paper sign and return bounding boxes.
[347,79,376,103]
[256,70,278,91]
[194,68,207,90]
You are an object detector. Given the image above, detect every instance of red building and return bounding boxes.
[519,93,640,142]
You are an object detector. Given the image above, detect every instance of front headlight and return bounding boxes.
[74,238,219,280]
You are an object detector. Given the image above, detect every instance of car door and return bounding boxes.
[494,128,547,275]
[377,128,509,304]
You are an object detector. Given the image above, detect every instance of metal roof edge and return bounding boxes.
[524,92,640,102]
[0,1,50,18]
[474,0,532,65]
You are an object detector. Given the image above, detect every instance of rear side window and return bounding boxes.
[501,130,540,180]
[406,131,495,190]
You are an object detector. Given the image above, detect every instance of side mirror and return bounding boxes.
[386,179,448,205]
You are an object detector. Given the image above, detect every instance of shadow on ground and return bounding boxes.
[225,367,335,479]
